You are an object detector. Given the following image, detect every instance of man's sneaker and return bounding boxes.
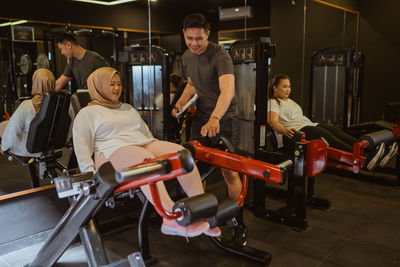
[379,142,398,168]
[366,142,385,171]
[232,223,247,246]
[204,226,221,237]
[161,219,209,237]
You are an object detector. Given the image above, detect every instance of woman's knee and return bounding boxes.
[144,140,183,156]
[0,120,9,137]
[108,146,155,171]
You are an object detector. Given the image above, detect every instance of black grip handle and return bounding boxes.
[115,149,194,184]
[178,149,194,174]
[360,130,394,149]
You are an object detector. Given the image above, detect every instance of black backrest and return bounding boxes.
[26,91,72,153]
[70,90,90,115]
[384,102,400,123]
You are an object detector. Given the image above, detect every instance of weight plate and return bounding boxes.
[36,53,50,69]
[19,54,32,75]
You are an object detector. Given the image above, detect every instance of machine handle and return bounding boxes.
[276,160,293,171]
[115,149,194,184]
[115,160,171,184]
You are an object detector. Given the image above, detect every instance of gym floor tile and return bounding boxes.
[323,239,400,267]
[259,226,347,260]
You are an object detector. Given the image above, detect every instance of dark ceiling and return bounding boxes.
[2,0,256,33]
[12,0,247,9]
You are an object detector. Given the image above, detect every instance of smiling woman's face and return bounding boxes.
[108,73,122,102]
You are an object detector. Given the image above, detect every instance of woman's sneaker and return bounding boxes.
[232,223,247,246]
[366,142,386,171]
[379,142,398,168]
[161,219,209,237]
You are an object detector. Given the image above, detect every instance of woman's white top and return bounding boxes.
[1,100,41,157]
[72,103,155,173]
[268,98,318,130]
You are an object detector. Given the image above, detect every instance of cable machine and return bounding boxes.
[121,45,171,140]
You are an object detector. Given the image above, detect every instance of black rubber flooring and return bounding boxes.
[0,154,399,267]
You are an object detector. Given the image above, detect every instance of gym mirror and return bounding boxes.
[0,13,162,195]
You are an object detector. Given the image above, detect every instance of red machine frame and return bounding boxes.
[114,141,288,221]
[301,123,400,175]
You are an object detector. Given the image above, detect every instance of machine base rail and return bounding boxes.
[252,206,309,231]
[209,235,272,265]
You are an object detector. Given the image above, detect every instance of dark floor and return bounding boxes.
[0,153,399,267]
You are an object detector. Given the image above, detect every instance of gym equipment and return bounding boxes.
[18,53,32,75]
[6,91,71,187]
[35,53,50,69]
[8,27,39,99]
[28,138,292,266]
[281,127,399,185]
[173,193,219,226]
[73,27,119,68]
[0,185,69,257]
[183,137,291,264]
[230,38,330,230]
[229,37,274,156]
[120,45,171,140]
[310,47,364,128]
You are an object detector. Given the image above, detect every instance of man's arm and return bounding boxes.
[171,77,196,117]
[200,73,235,137]
[55,74,73,91]
[211,73,235,120]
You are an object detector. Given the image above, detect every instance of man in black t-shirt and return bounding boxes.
[55,32,110,90]
[172,14,246,245]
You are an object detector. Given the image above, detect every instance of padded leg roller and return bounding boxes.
[173,193,218,226]
[206,197,240,228]
[361,130,394,149]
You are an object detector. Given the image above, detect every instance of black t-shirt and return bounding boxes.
[182,42,238,119]
[63,50,110,89]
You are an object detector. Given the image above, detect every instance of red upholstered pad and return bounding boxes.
[306,139,327,177]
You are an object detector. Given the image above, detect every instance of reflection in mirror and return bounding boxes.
[299,1,359,112]
[0,14,170,195]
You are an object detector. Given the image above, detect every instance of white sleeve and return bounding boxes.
[142,120,154,139]
[267,99,280,114]
[131,106,154,139]
[1,103,29,151]
[73,109,95,173]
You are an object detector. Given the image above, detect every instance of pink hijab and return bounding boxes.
[87,67,122,109]
[31,68,56,113]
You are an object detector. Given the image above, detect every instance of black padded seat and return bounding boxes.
[70,90,90,115]
[67,90,90,169]
[27,91,72,153]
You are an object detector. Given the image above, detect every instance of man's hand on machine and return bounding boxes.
[201,116,220,137]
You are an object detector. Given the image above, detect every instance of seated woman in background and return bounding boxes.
[0,68,55,157]
[73,67,220,238]
[267,74,397,170]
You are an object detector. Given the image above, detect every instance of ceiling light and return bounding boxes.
[0,20,28,27]
[72,0,138,6]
